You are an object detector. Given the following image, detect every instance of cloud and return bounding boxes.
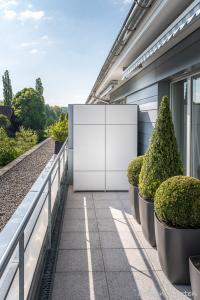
[0,0,18,10]
[19,10,45,21]
[18,35,50,49]
[41,35,49,41]
[3,9,17,20]
[123,0,132,3]
[2,7,45,22]
[30,48,39,54]
[18,41,39,48]
[30,48,46,55]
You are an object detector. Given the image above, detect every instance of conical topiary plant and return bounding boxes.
[139,96,183,201]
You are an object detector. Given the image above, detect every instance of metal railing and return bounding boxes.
[0,139,68,300]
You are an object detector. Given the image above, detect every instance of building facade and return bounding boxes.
[86,0,200,179]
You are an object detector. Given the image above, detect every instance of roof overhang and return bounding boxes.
[87,0,195,104]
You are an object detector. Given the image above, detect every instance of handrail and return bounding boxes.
[0,138,68,299]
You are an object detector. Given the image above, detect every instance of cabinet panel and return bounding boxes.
[106,171,128,191]
[74,172,105,191]
[106,125,137,171]
[74,105,105,124]
[74,125,105,171]
[106,105,137,124]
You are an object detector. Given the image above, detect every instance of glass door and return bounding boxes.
[171,79,188,173]
[192,75,200,179]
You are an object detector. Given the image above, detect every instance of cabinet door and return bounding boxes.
[106,105,137,124]
[74,171,105,191]
[106,124,137,171]
[74,105,105,124]
[106,171,128,191]
[74,124,105,171]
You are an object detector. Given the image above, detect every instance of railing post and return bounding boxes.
[19,232,24,300]
[63,150,65,170]
[48,176,52,249]
[58,158,61,204]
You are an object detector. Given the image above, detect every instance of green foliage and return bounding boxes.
[0,114,11,129]
[139,96,183,201]
[59,112,68,122]
[45,104,62,127]
[12,88,46,133]
[0,128,17,165]
[15,127,37,155]
[127,156,144,186]
[0,127,37,166]
[35,78,44,97]
[48,118,68,142]
[2,70,13,107]
[155,176,200,228]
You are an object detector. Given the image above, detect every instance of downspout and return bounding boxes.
[86,0,155,104]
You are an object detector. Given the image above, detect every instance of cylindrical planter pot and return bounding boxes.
[189,256,200,300]
[54,141,64,154]
[155,214,200,284]
[139,195,156,247]
[129,184,140,224]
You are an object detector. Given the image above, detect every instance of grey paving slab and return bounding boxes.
[93,192,119,200]
[62,218,98,232]
[120,198,131,208]
[52,187,191,300]
[131,270,168,300]
[102,248,151,272]
[56,249,105,272]
[66,198,94,208]
[145,248,162,271]
[59,232,101,249]
[68,190,93,201]
[94,199,122,209]
[135,230,154,249]
[106,271,139,299]
[128,217,143,232]
[106,271,166,300]
[52,272,109,300]
[95,208,125,219]
[117,192,129,200]
[63,208,96,220]
[99,231,142,249]
[156,271,192,300]
[97,217,135,232]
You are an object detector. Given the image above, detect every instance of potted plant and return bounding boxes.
[127,156,144,223]
[155,176,200,284]
[189,256,200,299]
[139,96,183,247]
[48,113,68,154]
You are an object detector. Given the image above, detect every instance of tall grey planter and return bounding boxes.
[139,195,156,247]
[155,214,200,284]
[189,256,200,300]
[129,184,140,224]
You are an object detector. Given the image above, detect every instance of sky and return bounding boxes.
[0,0,132,106]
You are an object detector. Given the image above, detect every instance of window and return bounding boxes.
[192,75,200,178]
[171,72,200,178]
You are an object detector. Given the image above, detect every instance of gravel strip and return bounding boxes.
[0,138,55,231]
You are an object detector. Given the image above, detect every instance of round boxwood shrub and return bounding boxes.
[155,176,200,228]
[127,156,144,186]
[139,96,183,201]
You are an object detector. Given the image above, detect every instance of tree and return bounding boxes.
[35,78,44,97]
[2,70,13,107]
[12,88,46,132]
[45,104,62,126]
[0,114,11,129]
[139,96,183,201]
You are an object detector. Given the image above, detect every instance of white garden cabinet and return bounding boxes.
[73,105,137,191]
